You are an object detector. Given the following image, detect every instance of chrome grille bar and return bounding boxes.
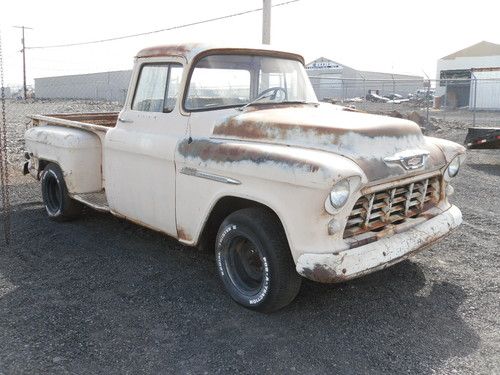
[404,182,414,216]
[383,188,396,222]
[344,175,441,239]
[419,178,429,209]
[363,193,375,227]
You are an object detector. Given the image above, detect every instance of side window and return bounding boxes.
[164,64,183,113]
[132,65,169,112]
[132,63,183,113]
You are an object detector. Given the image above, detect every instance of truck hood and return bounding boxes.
[211,104,446,182]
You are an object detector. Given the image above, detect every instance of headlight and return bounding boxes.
[329,179,350,209]
[446,157,461,179]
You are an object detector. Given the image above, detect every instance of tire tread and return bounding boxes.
[218,207,302,312]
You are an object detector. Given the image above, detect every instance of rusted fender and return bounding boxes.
[425,136,466,162]
[176,137,366,189]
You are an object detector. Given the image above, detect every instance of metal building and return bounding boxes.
[436,41,500,109]
[34,70,132,103]
[471,68,500,110]
[306,57,423,101]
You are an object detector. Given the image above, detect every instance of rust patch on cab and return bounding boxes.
[136,43,201,59]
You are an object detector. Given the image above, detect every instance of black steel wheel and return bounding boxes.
[223,235,266,297]
[41,163,83,221]
[215,207,301,312]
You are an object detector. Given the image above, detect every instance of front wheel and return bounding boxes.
[215,208,302,312]
[41,163,83,221]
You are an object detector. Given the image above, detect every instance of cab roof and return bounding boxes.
[135,43,305,64]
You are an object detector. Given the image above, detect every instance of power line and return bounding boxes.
[26,0,300,50]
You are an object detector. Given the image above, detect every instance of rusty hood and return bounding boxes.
[211,104,446,182]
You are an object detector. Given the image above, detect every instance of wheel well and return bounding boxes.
[37,159,51,172]
[197,196,286,253]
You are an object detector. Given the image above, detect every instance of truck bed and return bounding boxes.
[30,112,119,133]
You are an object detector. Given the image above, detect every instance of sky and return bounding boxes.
[1,0,499,87]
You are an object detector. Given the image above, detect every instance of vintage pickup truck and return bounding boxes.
[24,43,465,312]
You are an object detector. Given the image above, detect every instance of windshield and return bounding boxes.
[185,54,318,111]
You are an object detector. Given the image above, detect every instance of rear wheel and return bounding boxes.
[41,163,83,221]
[215,207,302,312]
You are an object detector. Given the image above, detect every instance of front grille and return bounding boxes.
[343,175,441,239]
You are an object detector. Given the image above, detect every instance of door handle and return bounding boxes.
[118,117,134,123]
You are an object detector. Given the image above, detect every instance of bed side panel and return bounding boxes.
[25,125,102,193]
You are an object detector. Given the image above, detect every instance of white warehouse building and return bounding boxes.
[306,57,423,101]
[35,70,132,103]
[436,41,500,110]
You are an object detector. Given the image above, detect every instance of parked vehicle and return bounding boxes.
[366,89,389,103]
[414,88,435,101]
[465,127,500,149]
[343,96,364,103]
[24,43,465,312]
[383,93,403,101]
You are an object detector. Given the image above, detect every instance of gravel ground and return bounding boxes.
[2,99,122,165]
[0,100,499,374]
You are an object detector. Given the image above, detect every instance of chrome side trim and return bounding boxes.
[179,167,241,185]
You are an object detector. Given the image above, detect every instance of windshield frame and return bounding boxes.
[182,50,314,113]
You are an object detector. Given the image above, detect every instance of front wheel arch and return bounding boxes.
[197,195,289,254]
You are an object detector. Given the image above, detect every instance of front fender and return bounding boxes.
[174,138,365,260]
[176,138,366,189]
[424,136,466,163]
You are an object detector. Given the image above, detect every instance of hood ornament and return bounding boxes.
[384,149,430,170]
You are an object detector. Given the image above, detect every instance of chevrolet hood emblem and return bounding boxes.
[384,149,430,170]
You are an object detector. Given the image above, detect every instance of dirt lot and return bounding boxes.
[0,100,499,374]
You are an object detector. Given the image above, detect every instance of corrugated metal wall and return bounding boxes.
[34,70,132,103]
[471,70,500,110]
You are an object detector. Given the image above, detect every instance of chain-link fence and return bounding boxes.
[2,77,499,160]
[308,76,500,129]
[1,75,499,167]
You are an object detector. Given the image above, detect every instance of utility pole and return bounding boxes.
[13,26,33,100]
[262,0,271,44]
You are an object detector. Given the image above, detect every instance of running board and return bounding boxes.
[72,191,110,212]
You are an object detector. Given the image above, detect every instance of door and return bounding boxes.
[104,61,186,236]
